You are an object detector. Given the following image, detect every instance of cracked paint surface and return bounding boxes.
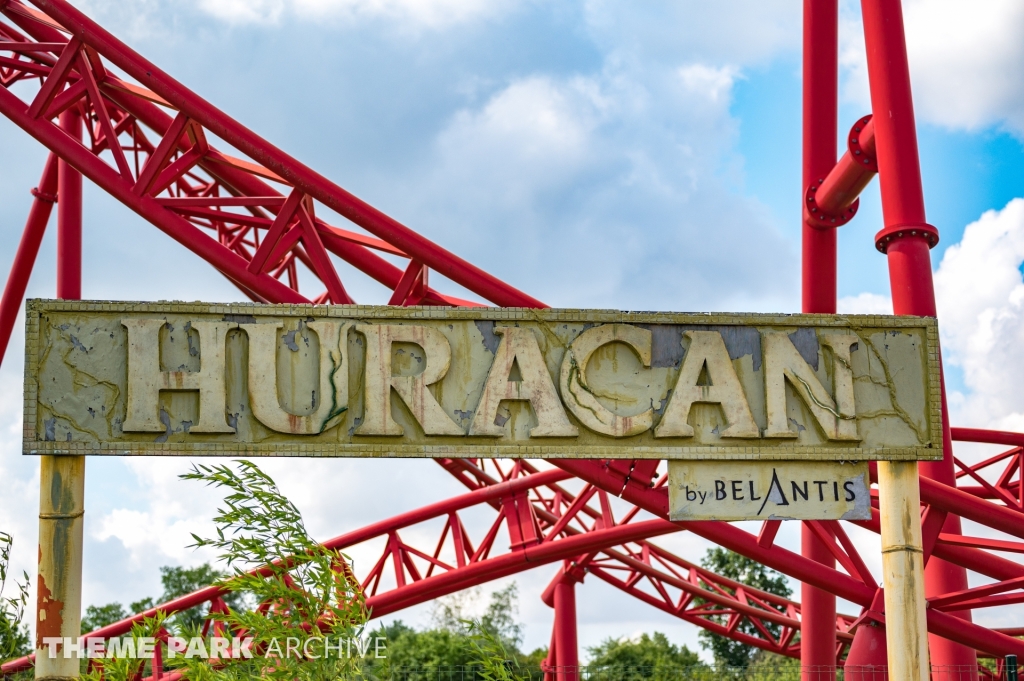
[23,301,942,461]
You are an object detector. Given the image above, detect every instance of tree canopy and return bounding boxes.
[588,631,703,670]
[81,563,248,634]
[698,547,793,667]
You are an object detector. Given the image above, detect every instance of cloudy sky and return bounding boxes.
[2,0,1024,661]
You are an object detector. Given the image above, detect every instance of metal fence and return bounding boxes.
[386,664,1012,681]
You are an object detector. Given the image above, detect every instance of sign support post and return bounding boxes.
[877,461,929,681]
[34,455,85,681]
[35,108,85,681]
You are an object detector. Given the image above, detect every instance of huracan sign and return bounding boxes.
[23,300,941,460]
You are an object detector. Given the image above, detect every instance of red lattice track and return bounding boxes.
[2,458,847,679]
[0,0,1022,677]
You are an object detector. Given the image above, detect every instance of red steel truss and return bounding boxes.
[1,459,856,677]
[0,0,1022,678]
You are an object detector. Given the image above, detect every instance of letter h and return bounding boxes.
[122,319,235,433]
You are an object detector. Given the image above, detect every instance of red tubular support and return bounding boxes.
[552,575,579,681]
[800,1,839,675]
[951,428,1024,449]
[806,115,876,228]
[57,107,81,299]
[0,153,57,366]
[861,0,974,669]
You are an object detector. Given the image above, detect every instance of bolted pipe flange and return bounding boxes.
[31,187,58,203]
[874,222,939,253]
[804,181,859,229]
[848,114,877,172]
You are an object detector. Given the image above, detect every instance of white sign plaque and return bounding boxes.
[668,460,871,520]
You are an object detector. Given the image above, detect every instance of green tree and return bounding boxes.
[383,585,531,670]
[382,622,473,668]
[698,548,792,667]
[80,563,247,635]
[157,564,247,632]
[81,602,129,633]
[174,460,374,681]
[0,532,30,661]
[85,461,537,681]
[480,584,523,650]
[588,632,703,676]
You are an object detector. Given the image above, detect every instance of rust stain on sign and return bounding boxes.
[23,300,942,460]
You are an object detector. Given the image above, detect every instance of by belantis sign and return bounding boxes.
[24,300,941,460]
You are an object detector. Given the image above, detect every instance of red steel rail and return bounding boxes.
[5,428,1023,676]
[0,460,842,676]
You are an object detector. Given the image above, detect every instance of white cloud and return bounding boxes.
[435,76,600,194]
[582,0,799,67]
[678,64,739,104]
[904,0,1024,132]
[402,58,794,311]
[194,0,519,26]
[934,198,1024,429]
[838,292,892,315]
[840,0,1024,134]
[840,200,1024,432]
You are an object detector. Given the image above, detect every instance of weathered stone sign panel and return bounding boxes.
[668,460,871,520]
[24,300,941,459]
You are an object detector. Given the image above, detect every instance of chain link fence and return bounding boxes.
[386,662,1016,681]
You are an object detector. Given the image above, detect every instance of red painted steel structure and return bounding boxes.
[0,0,1022,678]
[799,2,839,677]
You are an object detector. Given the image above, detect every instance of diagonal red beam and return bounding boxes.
[29,0,545,308]
[0,152,57,366]
[0,84,309,304]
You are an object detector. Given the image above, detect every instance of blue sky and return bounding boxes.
[2,0,1024,660]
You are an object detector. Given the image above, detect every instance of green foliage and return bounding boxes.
[747,650,800,675]
[698,548,792,668]
[71,461,551,681]
[461,619,526,681]
[174,460,377,681]
[82,614,167,681]
[81,603,130,634]
[587,632,703,671]
[159,564,247,633]
[0,532,30,662]
[379,623,468,669]
[479,585,522,650]
[81,564,247,635]
[375,586,536,674]
[430,585,522,650]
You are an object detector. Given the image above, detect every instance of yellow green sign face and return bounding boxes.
[23,300,941,460]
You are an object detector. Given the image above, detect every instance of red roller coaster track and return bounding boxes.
[0,0,1022,679]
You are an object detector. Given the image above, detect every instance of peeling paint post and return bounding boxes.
[34,455,85,680]
[877,461,929,681]
[35,108,86,681]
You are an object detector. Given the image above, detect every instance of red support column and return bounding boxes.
[800,1,839,678]
[0,154,58,366]
[57,109,82,300]
[860,0,976,671]
[553,578,579,681]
